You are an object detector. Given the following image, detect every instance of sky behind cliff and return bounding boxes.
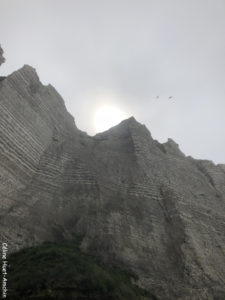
[0,0,225,164]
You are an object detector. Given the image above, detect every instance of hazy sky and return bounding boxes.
[0,0,225,164]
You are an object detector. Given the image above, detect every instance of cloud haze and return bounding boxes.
[0,0,225,163]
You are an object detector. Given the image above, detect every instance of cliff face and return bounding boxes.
[0,48,225,300]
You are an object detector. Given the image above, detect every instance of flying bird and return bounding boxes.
[168,96,173,99]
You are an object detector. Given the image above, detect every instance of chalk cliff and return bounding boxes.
[0,47,225,300]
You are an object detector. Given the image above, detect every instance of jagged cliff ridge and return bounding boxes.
[0,46,225,300]
[0,45,5,83]
[0,45,5,66]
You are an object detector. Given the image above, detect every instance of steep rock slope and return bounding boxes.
[0,49,225,300]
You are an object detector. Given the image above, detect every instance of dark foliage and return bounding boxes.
[3,239,157,300]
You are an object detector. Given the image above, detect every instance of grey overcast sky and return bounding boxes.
[0,0,225,164]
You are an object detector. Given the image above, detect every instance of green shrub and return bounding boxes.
[3,239,157,300]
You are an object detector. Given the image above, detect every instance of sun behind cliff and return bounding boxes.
[94,105,127,133]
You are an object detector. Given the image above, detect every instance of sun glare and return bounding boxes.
[94,105,127,133]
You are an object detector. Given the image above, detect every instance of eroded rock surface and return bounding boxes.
[0,48,225,300]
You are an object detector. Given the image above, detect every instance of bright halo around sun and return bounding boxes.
[94,105,127,133]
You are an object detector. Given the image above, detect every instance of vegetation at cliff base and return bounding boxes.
[4,240,157,300]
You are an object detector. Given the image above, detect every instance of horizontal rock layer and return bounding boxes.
[0,57,225,299]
